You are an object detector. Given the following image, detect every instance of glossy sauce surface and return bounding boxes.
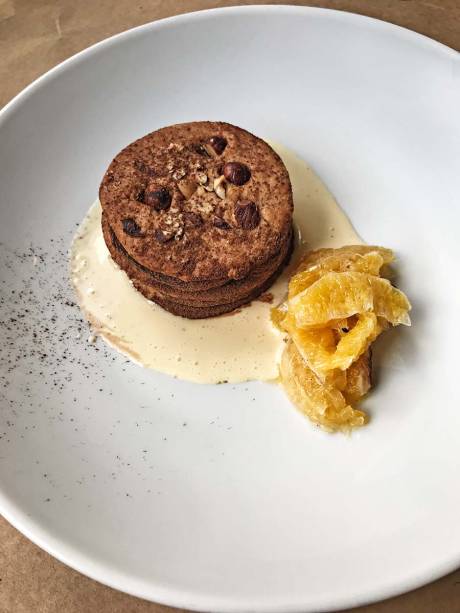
[70,143,361,383]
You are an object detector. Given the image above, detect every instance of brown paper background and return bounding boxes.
[1,1,460,612]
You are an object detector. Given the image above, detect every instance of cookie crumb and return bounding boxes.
[257,292,274,304]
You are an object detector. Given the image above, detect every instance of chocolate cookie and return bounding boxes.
[99,122,294,318]
[102,213,293,313]
[100,122,293,281]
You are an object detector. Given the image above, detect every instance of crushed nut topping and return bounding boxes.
[196,172,208,185]
[177,179,197,199]
[213,175,227,199]
[172,168,186,180]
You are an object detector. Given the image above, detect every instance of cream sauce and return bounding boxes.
[70,143,361,383]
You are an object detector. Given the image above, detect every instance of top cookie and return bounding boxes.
[99,122,293,282]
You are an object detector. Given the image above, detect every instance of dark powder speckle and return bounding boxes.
[0,229,237,507]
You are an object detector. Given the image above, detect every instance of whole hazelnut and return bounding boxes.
[208,136,227,155]
[234,200,260,230]
[223,162,251,186]
[122,218,143,237]
[145,188,172,211]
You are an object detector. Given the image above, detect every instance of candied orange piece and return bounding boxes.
[270,305,287,331]
[282,312,336,367]
[327,367,348,391]
[288,248,394,300]
[331,316,358,336]
[344,350,372,403]
[273,244,412,431]
[298,245,394,271]
[280,341,368,432]
[290,271,411,328]
[275,244,411,432]
[288,268,322,299]
[286,312,380,376]
[325,313,380,371]
[288,246,394,300]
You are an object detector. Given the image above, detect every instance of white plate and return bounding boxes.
[0,6,459,612]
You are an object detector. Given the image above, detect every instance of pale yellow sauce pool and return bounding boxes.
[70,143,361,383]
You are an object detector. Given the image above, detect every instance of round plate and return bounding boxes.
[0,6,459,612]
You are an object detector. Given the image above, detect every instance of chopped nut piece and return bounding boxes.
[172,168,186,180]
[177,179,197,199]
[167,142,184,152]
[203,143,217,158]
[258,292,274,304]
[154,228,174,243]
[195,201,214,215]
[213,175,227,199]
[174,226,184,240]
[193,143,211,157]
[196,172,208,185]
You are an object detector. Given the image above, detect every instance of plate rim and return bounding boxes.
[0,5,459,612]
[0,4,457,126]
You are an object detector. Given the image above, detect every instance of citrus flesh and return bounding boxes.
[274,245,411,432]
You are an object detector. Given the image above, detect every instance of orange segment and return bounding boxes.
[288,247,394,299]
[372,278,411,326]
[343,350,372,403]
[274,244,410,432]
[290,271,411,328]
[282,312,336,375]
[287,312,380,376]
[280,341,368,432]
[298,245,394,271]
[288,269,322,299]
[327,313,380,371]
[270,305,287,331]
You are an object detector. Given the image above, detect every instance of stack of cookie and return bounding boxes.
[99,121,293,319]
